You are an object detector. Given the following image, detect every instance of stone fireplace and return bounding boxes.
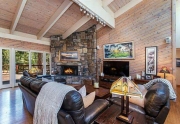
[50,25,101,84]
[60,65,78,76]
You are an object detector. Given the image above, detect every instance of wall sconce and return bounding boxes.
[165,37,171,44]
[96,45,100,50]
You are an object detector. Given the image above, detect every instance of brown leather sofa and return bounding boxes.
[19,76,109,124]
[109,82,170,124]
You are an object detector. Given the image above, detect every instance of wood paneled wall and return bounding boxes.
[0,37,50,52]
[97,0,172,79]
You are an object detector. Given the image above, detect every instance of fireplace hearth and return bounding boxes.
[61,65,78,76]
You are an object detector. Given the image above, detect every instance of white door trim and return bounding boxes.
[0,48,13,89]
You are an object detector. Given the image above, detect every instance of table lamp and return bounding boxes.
[159,66,170,79]
[28,67,42,76]
[110,77,142,124]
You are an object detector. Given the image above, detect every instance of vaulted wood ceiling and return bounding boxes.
[0,0,142,45]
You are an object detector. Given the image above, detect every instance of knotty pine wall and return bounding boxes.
[0,37,50,52]
[97,0,172,79]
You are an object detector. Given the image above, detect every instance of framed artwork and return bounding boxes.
[176,58,180,67]
[59,51,80,61]
[103,41,134,59]
[145,46,157,75]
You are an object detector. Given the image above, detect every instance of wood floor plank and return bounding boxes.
[0,86,179,124]
[0,87,33,124]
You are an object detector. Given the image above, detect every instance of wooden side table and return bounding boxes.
[133,78,151,84]
[94,104,146,124]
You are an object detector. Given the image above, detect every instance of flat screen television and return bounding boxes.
[103,61,129,77]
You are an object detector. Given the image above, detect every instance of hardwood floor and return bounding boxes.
[0,86,179,124]
[0,87,33,124]
[165,86,180,124]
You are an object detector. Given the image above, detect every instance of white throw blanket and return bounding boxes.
[143,78,176,100]
[33,82,76,124]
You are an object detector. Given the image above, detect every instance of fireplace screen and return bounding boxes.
[61,65,78,76]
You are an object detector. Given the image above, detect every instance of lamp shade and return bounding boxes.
[159,66,170,79]
[29,67,42,75]
[159,66,170,73]
[110,77,142,98]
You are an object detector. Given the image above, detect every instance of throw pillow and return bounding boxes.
[83,91,95,108]
[78,85,86,97]
[129,84,147,108]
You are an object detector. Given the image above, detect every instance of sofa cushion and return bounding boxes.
[20,76,36,88]
[84,99,109,124]
[144,83,169,117]
[30,80,47,94]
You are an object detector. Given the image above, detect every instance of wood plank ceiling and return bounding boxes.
[108,0,131,12]
[0,0,137,42]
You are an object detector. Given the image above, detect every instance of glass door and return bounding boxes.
[0,49,51,89]
[30,51,43,76]
[15,50,29,85]
[0,48,12,89]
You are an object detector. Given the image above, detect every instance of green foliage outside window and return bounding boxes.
[2,50,50,73]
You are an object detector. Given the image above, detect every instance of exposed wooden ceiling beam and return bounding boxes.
[102,0,114,18]
[0,28,50,45]
[62,16,91,39]
[96,24,103,30]
[10,0,27,34]
[73,0,115,28]
[37,0,73,40]
[102,0,114,7]
[115,0,143,18]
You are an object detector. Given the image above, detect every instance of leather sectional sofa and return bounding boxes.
[19,73,170,124]
[19,76,109,124]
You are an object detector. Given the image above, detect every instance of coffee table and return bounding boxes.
[94,104,146,124]
[70,84,110,99]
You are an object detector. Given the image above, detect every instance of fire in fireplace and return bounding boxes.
[61,65,78,76]
[65,68,73,74]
